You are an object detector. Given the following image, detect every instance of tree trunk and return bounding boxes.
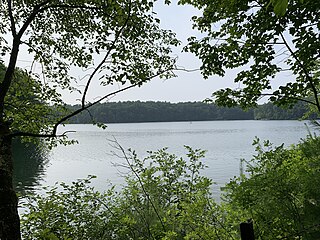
[0,122,21,240]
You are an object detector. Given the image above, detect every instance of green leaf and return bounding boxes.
[272,0,289,16]
[181,0,320,115]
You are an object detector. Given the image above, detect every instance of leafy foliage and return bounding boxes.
[180,0,320,111]
[269,0,289,16]
[21,147,241,240]
[21,176,114,240]
[0,0,179,136]
[0,63,65,140]
[21,135,320,239]
[224,136,320,239]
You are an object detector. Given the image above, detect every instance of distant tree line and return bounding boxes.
[254,101,316,120]
[66,101,310,124]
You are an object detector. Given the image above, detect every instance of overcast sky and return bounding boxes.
[59,1,239,105]
[90,1,292,105]
[6,1,295,105]
[8,1,246,105]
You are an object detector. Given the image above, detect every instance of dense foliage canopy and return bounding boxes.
[0,63,60,139]
[0,0,179,137]
[181,0,320,112]
[224,135,320,239]
[69,101,254,123]
[254,101,311,120]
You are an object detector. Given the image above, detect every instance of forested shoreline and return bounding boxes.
[68,101,310,124]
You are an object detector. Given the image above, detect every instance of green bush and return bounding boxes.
[21,147,239,239]
[21,176,115,239]
[22,136,320,239]
[224,136,320,239]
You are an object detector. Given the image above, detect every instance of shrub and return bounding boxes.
[224,136,320,239]
[23,136,320,240]
[21,147,239,239]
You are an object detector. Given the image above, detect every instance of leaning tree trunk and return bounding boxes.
[0,122,21,240]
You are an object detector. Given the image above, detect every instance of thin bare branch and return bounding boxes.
[259,93,317,106]
[214,38,285,45]
[175,67,200,72]
[82,0,132,107]
[110,138,166,233]
[51,68,172,136]
[40,4,103,11]
[9,130,75,138]
[280,32,320,112]
[52,82,139,135]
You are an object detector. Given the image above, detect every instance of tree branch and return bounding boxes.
[259,93,317,106]
[9,67,173,138]
[9,130,75,138]
[110,138,166,233]
[175,67,199,72]
[81,0,132,107]
[17,0,51,39]
[214,38,285,45]
[7,0,16,37]
[280,32,320,113]
[53,83,139,135]
[56,66,173,131]
[41,4,102,11]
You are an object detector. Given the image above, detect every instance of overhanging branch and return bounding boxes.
[259,93,317,106]
[280,33,320,113]
[9,67,174,139]
[81,0,132,107]
[8,83,139,138]
[9,130,75,138]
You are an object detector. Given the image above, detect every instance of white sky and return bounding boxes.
[90,1,292,105]
[9,1,291,105]
[59,1,239,105]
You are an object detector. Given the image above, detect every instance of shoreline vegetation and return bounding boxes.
[67,100,311,124]
[21,135,320,239]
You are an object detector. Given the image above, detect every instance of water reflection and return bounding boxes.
[12,139,49,193]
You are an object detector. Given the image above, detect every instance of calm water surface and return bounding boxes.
[37,120,311,198]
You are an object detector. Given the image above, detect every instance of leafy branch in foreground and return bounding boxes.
[181,0,320,113]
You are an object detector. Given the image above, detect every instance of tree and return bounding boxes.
[67,101,255,123]
[180,0,320,112]
[0,0,178,239]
